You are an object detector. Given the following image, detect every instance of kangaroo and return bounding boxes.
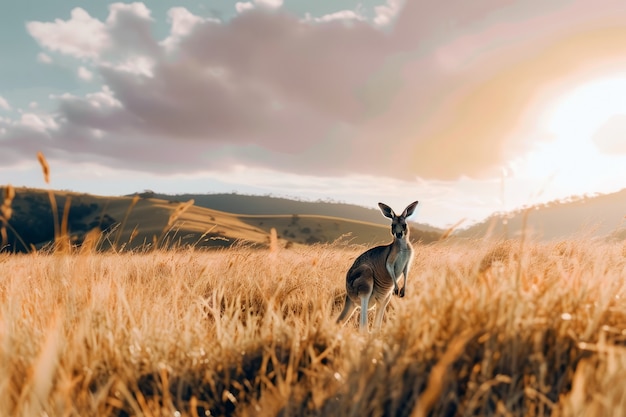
[336,201,418,332]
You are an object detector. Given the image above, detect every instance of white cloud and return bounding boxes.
[233,0,285,14]
[307,10,365,23]
[26,7,109,59]
[235,2,254,14]
[52,85,122,110]
[253,0,283,9]
[161,7,207,51]
[37,52,52,64]
[374,0,404,27]
[106,2,153,25]
[18,113,58,133]
[0,96,10,111]
[85,85,122,108]
[78,66,94,81]
[106,56,155,77]
[168,7,204,36]
[29,102,39,109]
[27,2,160,64]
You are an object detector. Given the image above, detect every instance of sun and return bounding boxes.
[514,75,626,198]
[546,76,626,141]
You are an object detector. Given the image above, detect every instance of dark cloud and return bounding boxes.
[178,12,390,122]
[106,3,161,58]
[0,125,51,165]
[6,1,626,181]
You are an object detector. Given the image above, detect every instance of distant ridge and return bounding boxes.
[1,187,442,252]
[8,186,622,252]
[147,192,443,233]
[457,188,626,240]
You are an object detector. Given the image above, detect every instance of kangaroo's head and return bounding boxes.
[378,201,419,239]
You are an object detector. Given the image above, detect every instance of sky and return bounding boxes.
[2,0,626,228]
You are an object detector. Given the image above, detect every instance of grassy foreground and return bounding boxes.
[0,239,625,416]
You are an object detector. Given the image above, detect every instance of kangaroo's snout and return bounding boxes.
[391,221,407,239]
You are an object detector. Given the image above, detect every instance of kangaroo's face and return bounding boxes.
[391,216,408,239]
[378,201,419,240]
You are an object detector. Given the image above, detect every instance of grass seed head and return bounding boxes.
[37,151,50,184]
[269,227,278,253]
[1,184,14,223]
[4,184,15,202]
[167,199,194,227]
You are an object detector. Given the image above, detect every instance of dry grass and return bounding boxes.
[0,184,15,248]
[0,238,625,416]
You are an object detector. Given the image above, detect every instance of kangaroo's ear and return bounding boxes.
[402,201,419,218]
[378,202,395,219]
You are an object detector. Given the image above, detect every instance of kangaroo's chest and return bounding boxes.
[391,250,411,273]
[387,241,413,275]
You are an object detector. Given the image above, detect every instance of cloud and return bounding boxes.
[27,3,160,63]
[7,1,626,184]
[104,2,160,58]
[306,10,365,23]
[254,0,283,9]
[235,3,253,14]
[374,0,404,27]
[19,113,59,133]
[161,7,208,50]
[37,52,52,64]
[0,96,10,111]
[26,7,109,59]
[235,0,282,14]
[78,66,94,81]
[107,2,152,23]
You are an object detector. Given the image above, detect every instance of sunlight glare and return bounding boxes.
[546,76,626,139]
[519,76,626,196]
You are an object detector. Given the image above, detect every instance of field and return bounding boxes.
[1,238,625,416]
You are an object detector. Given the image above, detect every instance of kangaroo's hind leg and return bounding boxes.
[359,293,371,332]
[373,293,392,330]
[336,295,356,325]
[343,264,374,332]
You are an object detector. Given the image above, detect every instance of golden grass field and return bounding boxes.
[1,237,625,416]
[1,156,625,416]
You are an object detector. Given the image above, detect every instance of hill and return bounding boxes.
[147,192,442,233]
[0,187,441,252]
[458,188,626,240]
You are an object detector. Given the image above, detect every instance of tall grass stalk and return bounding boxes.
[36,151,75,253]
[1,185,15,248]
[0,185,30,252]
[113,194,140,251]
[37,152,61,244]
[156,199,195,250]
